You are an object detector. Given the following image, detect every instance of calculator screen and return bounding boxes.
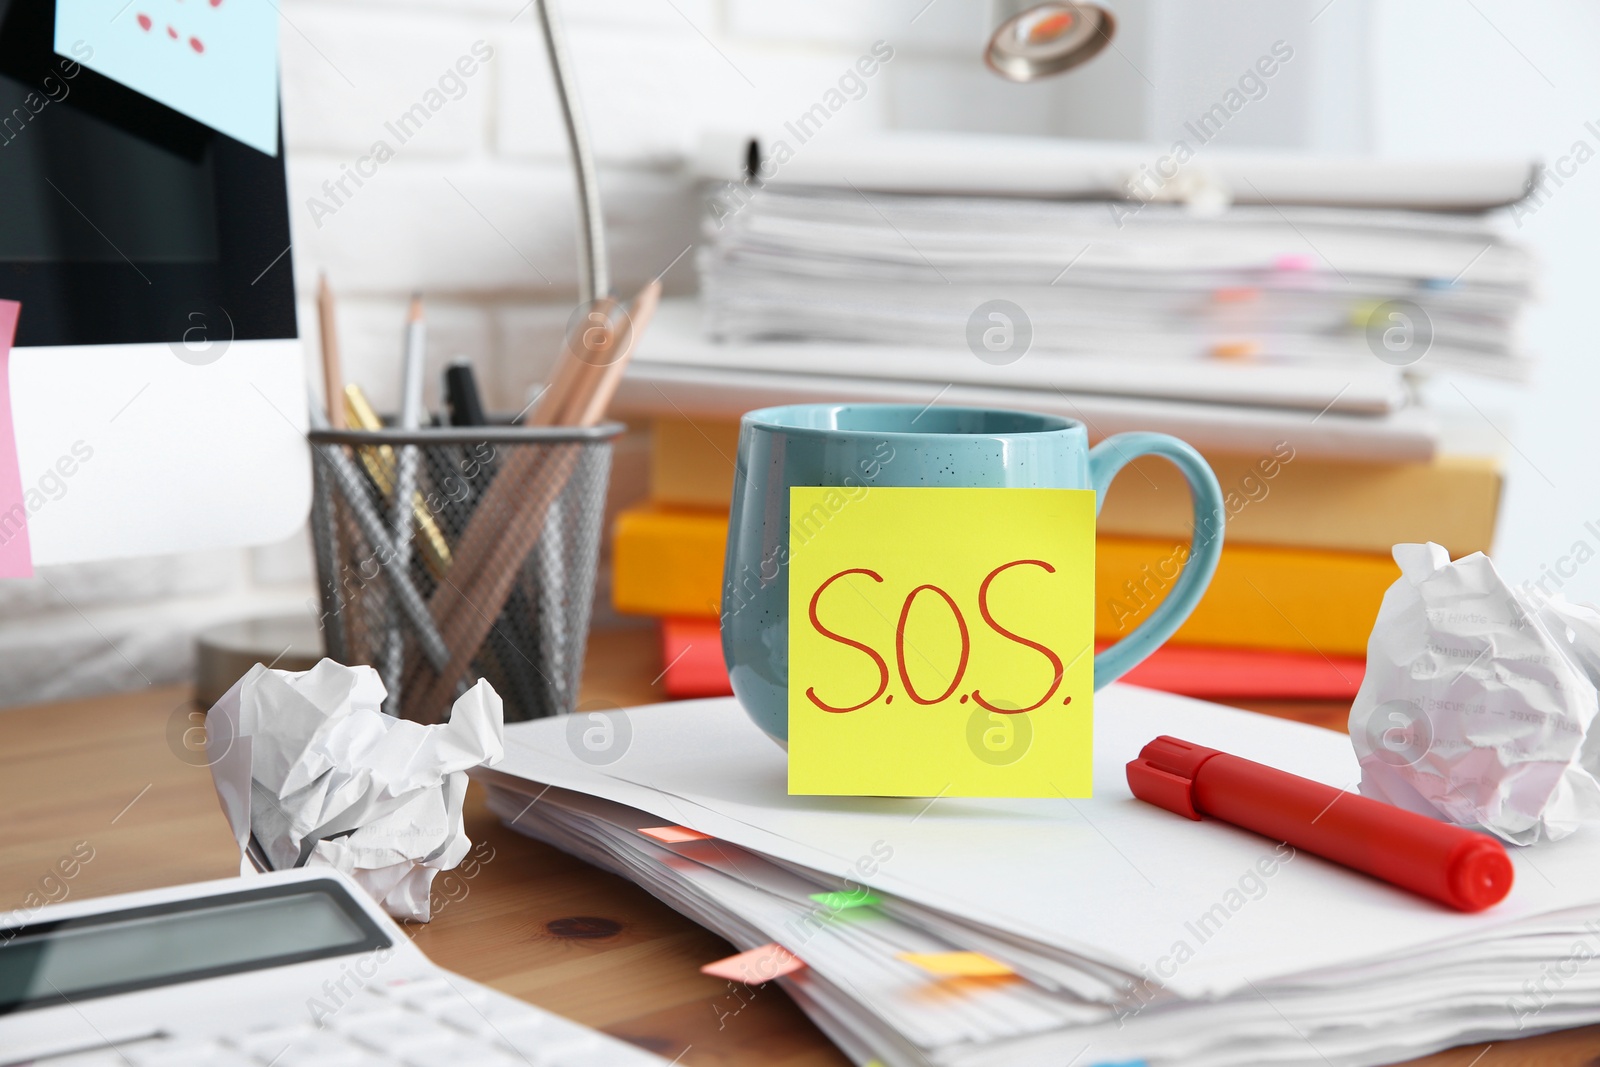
[0,880,391,1014]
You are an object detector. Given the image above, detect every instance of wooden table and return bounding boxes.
[1,627,1595,1067]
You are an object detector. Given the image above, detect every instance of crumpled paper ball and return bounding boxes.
[206,658,504,920]
[1351,542,1600,845]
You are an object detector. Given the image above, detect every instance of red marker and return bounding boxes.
[1126,735,1513,912]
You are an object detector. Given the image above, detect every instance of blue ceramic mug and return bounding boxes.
[720,404,1226,743]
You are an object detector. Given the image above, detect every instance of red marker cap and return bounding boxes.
[1127,735,1513,912]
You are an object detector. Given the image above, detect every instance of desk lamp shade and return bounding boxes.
[985,2,1116,82]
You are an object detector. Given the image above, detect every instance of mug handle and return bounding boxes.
[1089,432,1225,690]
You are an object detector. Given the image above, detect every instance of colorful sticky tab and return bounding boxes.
[638,825,712,844]
[787,486,1096,798]
[1349,299,1385,327]
[1273,253,1315,271]
[0,301,30,579]
[1209,340,1260,360]
[897,951,1016,978]
[55,0,281,155]
[809,890,881,911]
[701,943,805,984]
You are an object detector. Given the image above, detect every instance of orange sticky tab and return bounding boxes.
[897,951,1016,977]
[700,943,805,983]
[639,825,712,844]
[1210,340,1260,360]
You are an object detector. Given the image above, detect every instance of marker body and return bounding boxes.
[1126,735,1513,912]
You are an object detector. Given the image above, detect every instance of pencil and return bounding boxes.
[403,280,657,719]
[573,279,658,427]
[385,295,428,715]
[317,274,346,430]
[528,296,617,427]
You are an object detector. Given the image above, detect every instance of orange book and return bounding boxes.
[612,504,725,618]
[1094,537,1396,658]
[616,504,1398,657]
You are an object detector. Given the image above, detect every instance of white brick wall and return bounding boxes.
[0,0,1370,709]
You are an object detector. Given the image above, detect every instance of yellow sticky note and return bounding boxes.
[897,951,1017,978]
[788,487,1095,797]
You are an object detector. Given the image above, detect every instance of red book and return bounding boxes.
[1096,641,1365,700]
[660,619,1365,702]
[660,617,733,699]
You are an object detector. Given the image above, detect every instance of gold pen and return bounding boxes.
[343,383,453,575]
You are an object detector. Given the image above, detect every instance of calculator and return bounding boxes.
[0,867,669,1066]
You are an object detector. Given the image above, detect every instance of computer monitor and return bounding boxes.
[0,0,306,565]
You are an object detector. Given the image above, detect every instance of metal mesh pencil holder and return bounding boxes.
[307,422,622,723]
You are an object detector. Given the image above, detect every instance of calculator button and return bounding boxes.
[175,1052,257,1067]
[435,996,549,1036]
[398,1041,523,1067]
[345,1013,464,1055]
[233,1028,363,1064]
[124,1039,241,1066]
[556,1045,670,1067]
[497,1028,607,1065]
[325,1006,410,1032]
[328,988,392,1015]
[272,1044,372,1067]
[33,1052,137,1067]
[380,976,455,1003]
[230,1023,316,1056]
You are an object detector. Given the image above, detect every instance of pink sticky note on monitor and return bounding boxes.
[0,300,28,577]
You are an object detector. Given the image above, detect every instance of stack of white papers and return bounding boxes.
[477,688,1600,1067]
[699,188,1534,384]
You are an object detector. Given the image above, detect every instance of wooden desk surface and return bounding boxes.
[2,627,1595,1067]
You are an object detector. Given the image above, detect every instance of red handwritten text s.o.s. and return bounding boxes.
[803,559,1068,715]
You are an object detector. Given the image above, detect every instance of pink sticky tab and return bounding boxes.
[639,825,712,844]
[700,943,804,984]
[1274,253,1315,272]
[0,300,30,578]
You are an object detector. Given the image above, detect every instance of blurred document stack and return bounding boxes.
[612,134,1535,699]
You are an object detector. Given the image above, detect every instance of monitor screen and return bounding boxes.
[0,0,295,347]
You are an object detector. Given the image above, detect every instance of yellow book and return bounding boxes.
[612,503,1398,656]
[646,418,1501,556]
[650,418,740,509]
[1099,450,1501,558]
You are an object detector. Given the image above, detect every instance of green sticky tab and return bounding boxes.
[810,890,881,911]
